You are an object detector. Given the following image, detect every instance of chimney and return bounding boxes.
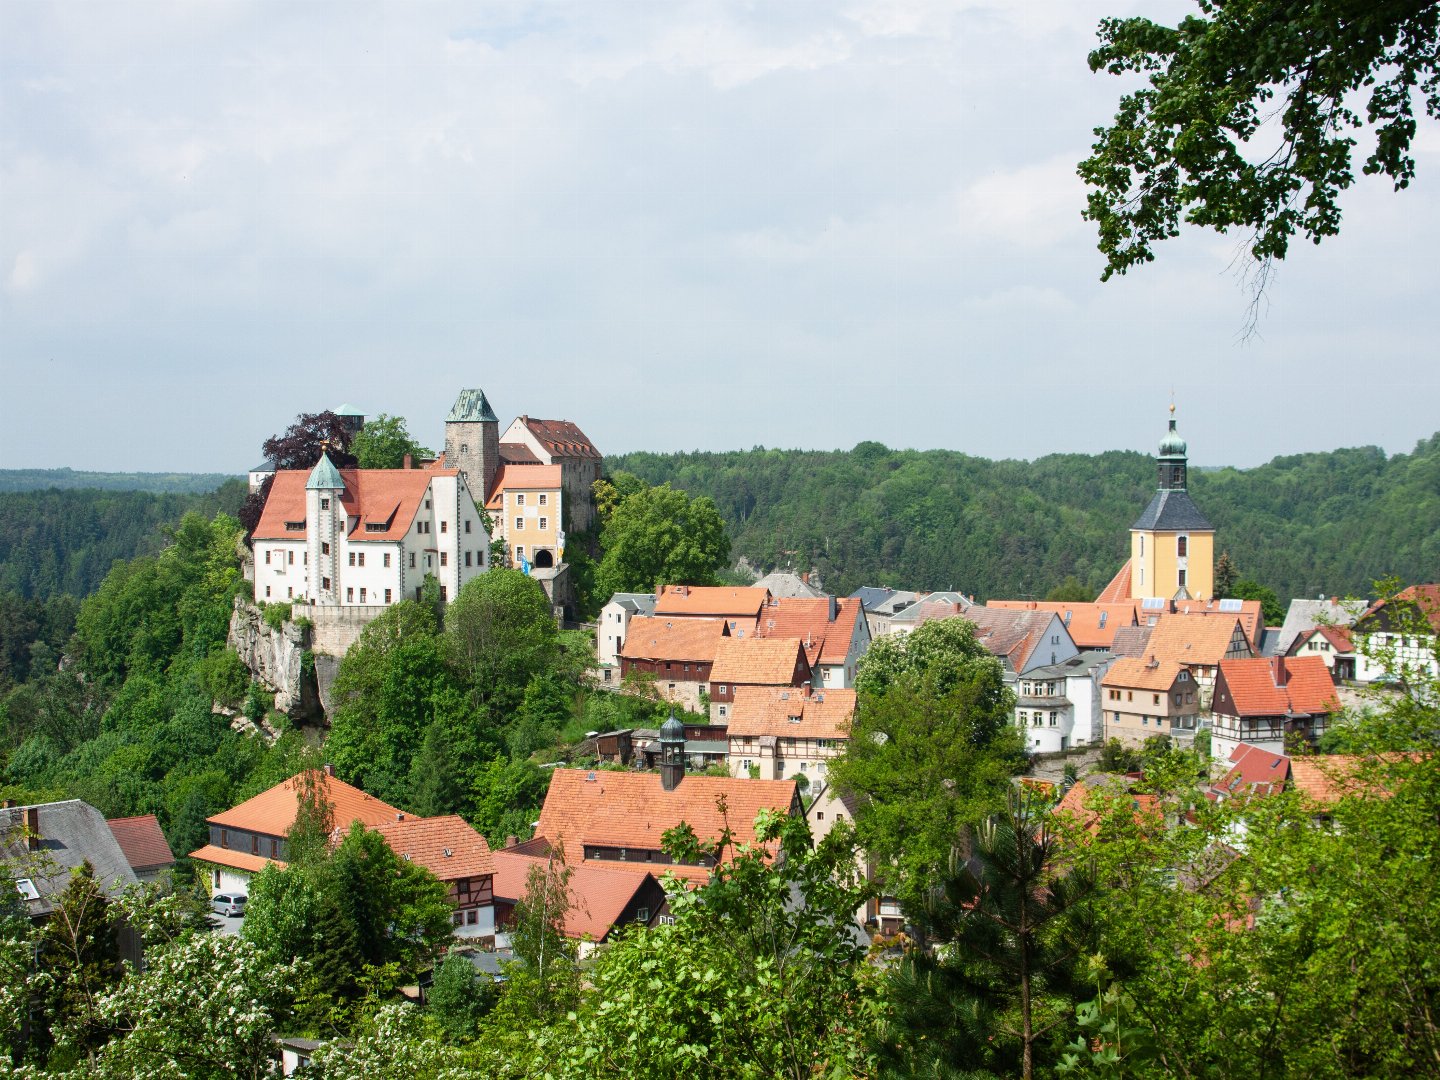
[829,594,838,622]
[1272,656,1288,687]
[26,806,40,851]
[403,453,413,470]
[801,572,809,584]
[505,834,519,848]
[323,763,335,777]
[396,812,405,821]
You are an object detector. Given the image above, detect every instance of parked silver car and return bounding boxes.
[211,892,248,917]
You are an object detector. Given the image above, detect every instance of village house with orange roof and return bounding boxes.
[1210,655,1339,762]
[530,719,801,887]
[106,813,175,884]
[652,584,772,635]
[372,814,497,940]
[491,848,667,956]
[619,615,731,711]
[725,686,856,783]
[754,594,871,690]
[986,599,1139,651]
[1101,655,1202,747]
[1351,583,1440,687]
[1286,623,1356,681]
[1138,613,1254,702]
[708,636,814,721]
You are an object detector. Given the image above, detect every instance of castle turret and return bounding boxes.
[444,389,500,503]
[306,452,346,605]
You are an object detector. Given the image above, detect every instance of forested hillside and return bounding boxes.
[0,468,237,494]
[612,433,1440,601]
[0,480,247,599]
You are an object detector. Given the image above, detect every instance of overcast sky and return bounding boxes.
[3,0,1437,473]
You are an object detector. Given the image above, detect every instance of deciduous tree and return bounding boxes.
[595,481,730,597]
[350,413,433,470]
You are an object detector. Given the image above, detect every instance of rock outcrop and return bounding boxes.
[227,597,321,721]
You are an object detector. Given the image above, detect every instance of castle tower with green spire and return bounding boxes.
[305,451,346,606]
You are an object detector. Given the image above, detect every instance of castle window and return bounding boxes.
[265,550,271,564]
[516,494,525,506]
[514,518,523,532]
[322,577,331,590]
[265,586,271,597]
[465,551,472,567]
[460,444,468,454]
[321,543,330,555]
[409,553,416,568]
[441,521,448,533]
[288,587,293,598]
[539,494,547,505]
[349,553,355,566]
[1178,568,1187,587]
[515,546,524,561]
[289,551,294,564]
[425,499,431,509]
[347,587,353,602]
[385,589,392,603]
[440,552,448,567]
[539,517,548,531]
[1177,535,1188,557]
[383,553,391,567]
[320,498,329,510]
[464,520,471,533]
[285,521,304,532]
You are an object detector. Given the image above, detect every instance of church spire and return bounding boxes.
[1156,403,1188,491]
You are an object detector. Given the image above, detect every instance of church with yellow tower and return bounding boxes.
[1099,407,1215,602]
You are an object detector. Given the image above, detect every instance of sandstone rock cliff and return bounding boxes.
[226,597,322,721]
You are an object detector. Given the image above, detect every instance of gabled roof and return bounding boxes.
[1357,584,1440,635]
[753,572,824,599]
[1275,597,1367,655]
[726,687,856,740]
[447,388,498,423]
[492,850,658,941]
[1144,615,1249,668]
[2,800,139,917]
[1289,624,1354,655]
[1131,489,1213,532]
[534,769,800,881]
[513,416,603,460]
[188,844,277,874]
[890,591,974,624]
[106,814,175,873]
[206,770,404,838]
[620,616,729,665]
[253,467,462,543]
[986,600,1137,649]
[1101,655,1188,692]
[849,587,926,615]
[754,596,863,667]
[961,608,1067,673]
[710,636,809,686]
[1215,656,1338,718]
[654,585,770,620]
[484,464,564,509]
[372,814,495,881]
[1095,560,1133,604]
[1054,777,1161,835]
[604,592,658,616]
[1212,743,1291,799]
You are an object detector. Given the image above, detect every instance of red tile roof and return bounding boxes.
[987,600,1137,649]
[1054,778,1161,834]
[654,585,770,620]
[1360,584,1440,635]
[207,770,403,837]
[961,609,1062,672]
[372,815,495,882]
[253,467,460,543]
[726,687,856,740]
[1289,624,1354,655]
[515,417,603,460]
[710,637,810,686]
[1101,655,1188,692]
[1144,615,1249,668]
[1212,743,1291,799]
[106,814,175,873]
[535,769,800,881]
[492,850,655,941]
[1096,560,1132,603]
[754,597,864,667]
[1215,656,1338,718]
[187,844,280,874]
[620,616,729,664]
[484,464,564,510]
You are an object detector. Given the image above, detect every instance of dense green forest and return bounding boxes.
[0,481,247,599]
[612,432,1440,600]
[0,468,238,494]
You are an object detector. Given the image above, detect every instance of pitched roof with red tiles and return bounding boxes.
[106,814,175,872]
[754,596,864,667]
[535,769,800,881]
[654,585,771,620]
[253,467,462,542]
[207,770,404,837]
[987,600,1137,649]
[1054,777,1161,834]
[1358,584,1440,635]
[620,616,730,664]
[1289,624,1355,655]
[484,464,564,509]
[961,609,1064,672]
[1287,754,1420,805]
[1096,560,1132,603]
[726,687,856,740]
[710,636,810,686]
[514,417,603,460]
[1212,744,1291,800]
[187,844,279,874]
[1215,656,1338,718]
[492,850,656,941]
[372,814,495,882]
[1133,598,1264,648]
[1109,625,1154,658]
[1144,615,1250,668]
[1101,655,1189,693]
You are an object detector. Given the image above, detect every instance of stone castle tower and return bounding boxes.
[443,389,500,500]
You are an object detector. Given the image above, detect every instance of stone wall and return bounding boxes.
[307,604,389,657]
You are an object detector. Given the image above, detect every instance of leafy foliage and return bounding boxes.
[1078,1,1440,283]
[351,413,434,470]
[594,475,730,596]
